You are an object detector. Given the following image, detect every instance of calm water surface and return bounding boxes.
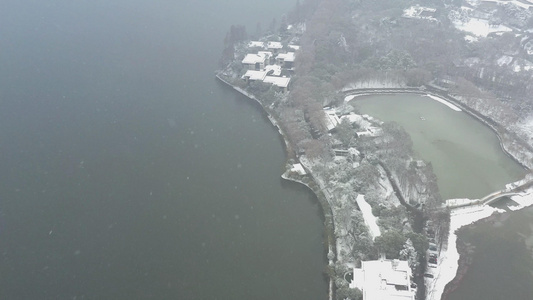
[354,94,532,300]
[0,1,327,299]
[448,207,533,300]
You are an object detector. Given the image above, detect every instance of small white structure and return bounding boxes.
[288,44,300,51]
[289,163,307,175]
[248,41,265,48]
[350,258,415,300]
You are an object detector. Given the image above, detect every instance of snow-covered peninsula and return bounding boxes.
[217,0,533,299]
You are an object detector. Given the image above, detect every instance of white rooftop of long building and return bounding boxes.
[242,53,267,64]
[242,70,267,81]
[267,41,283,49]
[288,44,300,50]
[263,76,290,88]
[248,41,265,48]
[276,52,296,62]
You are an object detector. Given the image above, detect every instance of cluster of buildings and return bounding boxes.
[350,257,416,300]
[324,108,383,137]
[240,41,299,92]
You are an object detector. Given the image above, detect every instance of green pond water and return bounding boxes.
[353,93,525,200]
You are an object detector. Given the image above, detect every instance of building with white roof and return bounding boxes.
[350,258,415,300]
[263,76,291,91]
[276,52,296,68]
[257,51,273,64]
[242,70,267,82]
[267,41,283,53]
[242,53,268,70]
[248,41,265,48]
[288,44,300,51]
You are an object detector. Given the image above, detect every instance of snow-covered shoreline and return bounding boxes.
[345,91,463,112]
[426,204,504,300]
[426,188,533,300]
[425,94,462,112]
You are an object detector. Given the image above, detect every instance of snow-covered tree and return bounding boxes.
[399,238,419,272]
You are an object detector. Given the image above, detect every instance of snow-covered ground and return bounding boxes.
[425,94,462,111]
[403,5,438,22]
[508,190,533,211]
[496,55,513,67]
[344,93,375,103]
[342,80,405,91]
[355,195,382,240]
[452,17,512,37]
[345,93,463,112]
[482,0,533,10]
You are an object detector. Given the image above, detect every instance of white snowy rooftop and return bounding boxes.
[403,5,437,22]
[242,70,267,81]
[267,41,283,49]
[290,163,307,175]
[351,259,414,300]
[288,44,300,50]
[264,64,282,76]
[263,76,290,88]
[257,51,273,58]
[242,53,267,65]
[323,108,341,131]
[276,52,296,62]
[248,41,265,48]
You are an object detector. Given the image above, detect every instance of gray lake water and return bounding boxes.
[0,1,327,299]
